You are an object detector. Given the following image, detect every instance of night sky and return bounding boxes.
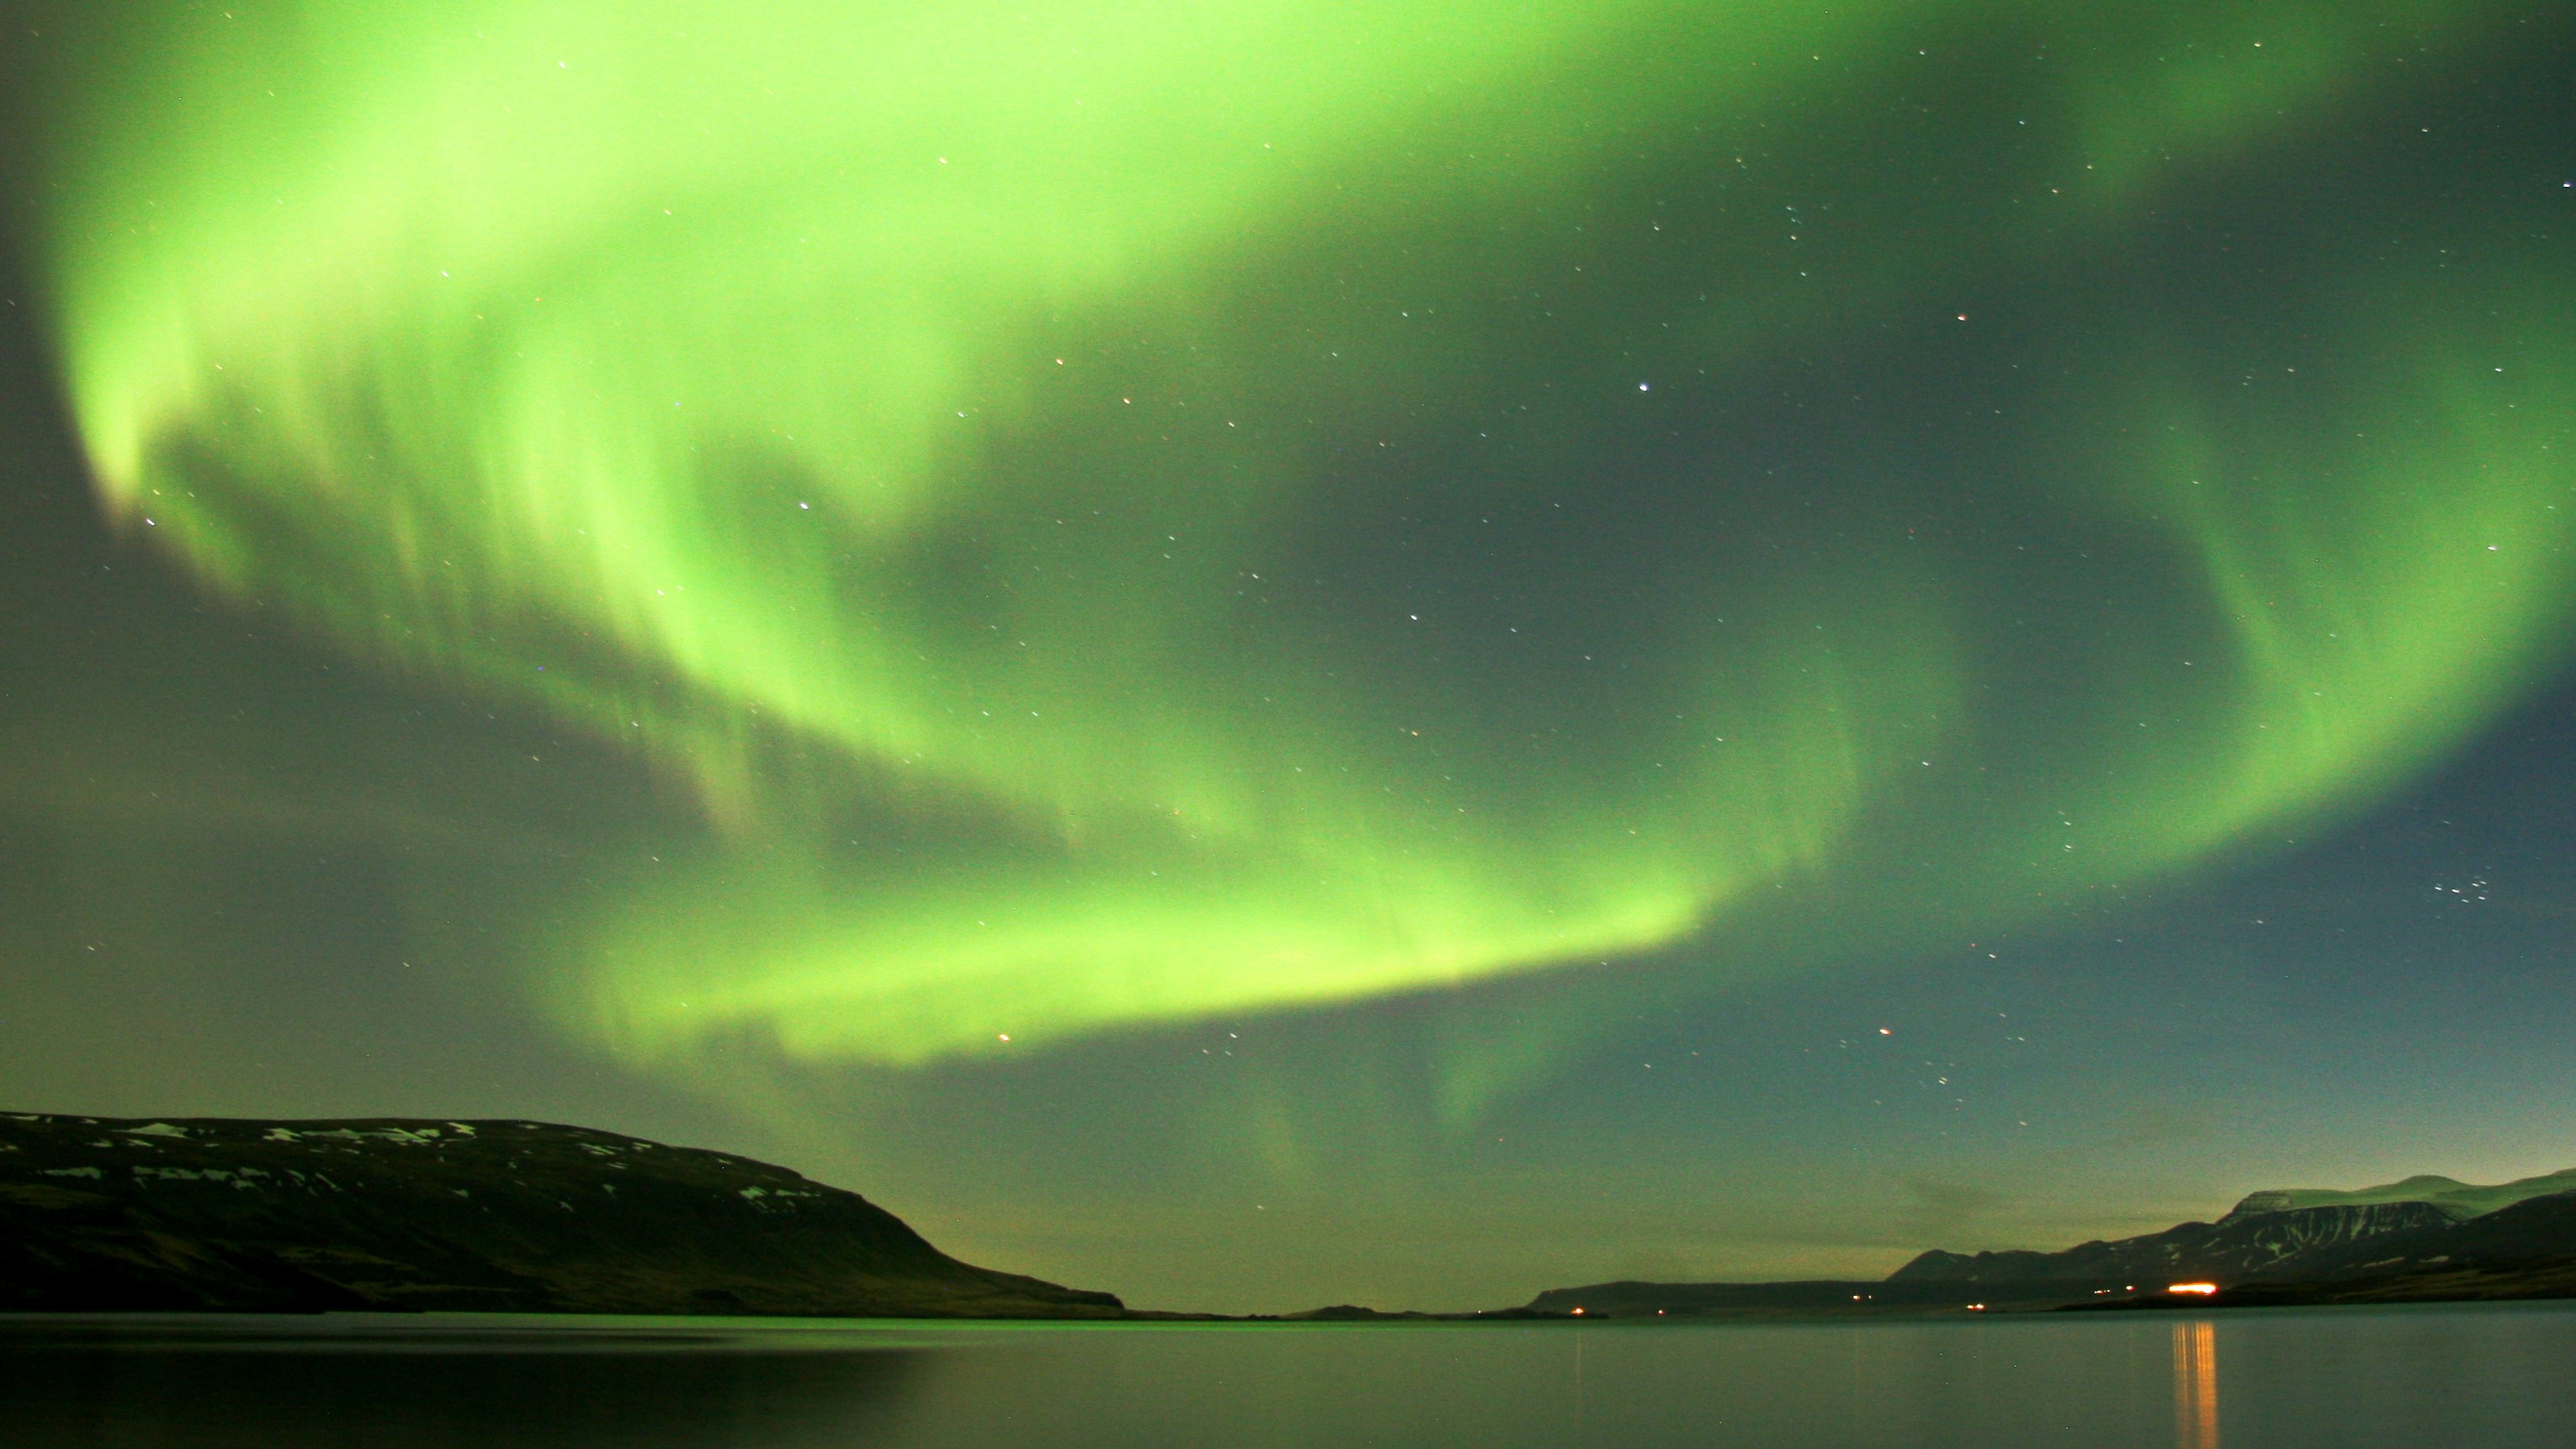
[2,1,2573,1314]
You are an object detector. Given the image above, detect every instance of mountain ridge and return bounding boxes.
[19,1112,2573,1321]
[2217,1167,2576,1224]
[1893,1165,2576,1289]
[1520,1166,2576,1318]
[1889,1200,2463,1287]
[0,1112,1124,1317]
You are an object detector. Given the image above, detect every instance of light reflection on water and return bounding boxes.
[4,1303,2572,1448]
[2174,1319,2220,1449]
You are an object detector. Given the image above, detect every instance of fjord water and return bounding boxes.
[8,1304,2573,1447]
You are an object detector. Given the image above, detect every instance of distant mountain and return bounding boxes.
[0,1112,1124,1317]
[2217,1168,2576,1223]
[1893,1167,2576,1292]
[1521,1167,2576,1318]
[2269,1186,2576,1284]
[1890,1201,2462,1289]
[1521,1278,2049,1316]
[2070,1192,2576,1313]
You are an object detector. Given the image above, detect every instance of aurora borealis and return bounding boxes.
[3,1,2574,1310]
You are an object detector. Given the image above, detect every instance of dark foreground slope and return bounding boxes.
[0,1113,1123,1317]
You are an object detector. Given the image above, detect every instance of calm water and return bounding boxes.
[6,1303,2574,1447]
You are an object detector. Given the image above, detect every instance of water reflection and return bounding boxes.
[0,1315,932,1448]
[2172,1320,2220,1449]
[13,1305,2576,1448]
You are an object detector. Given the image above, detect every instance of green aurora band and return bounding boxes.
[34,1,2575,1078]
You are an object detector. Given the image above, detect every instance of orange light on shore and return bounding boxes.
[2167,1282,2219,1296]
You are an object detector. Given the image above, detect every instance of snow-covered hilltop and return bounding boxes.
[1522,1168,2576,1317]
[0,1112,1123,1317]
[2220,1168,2576,1224]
